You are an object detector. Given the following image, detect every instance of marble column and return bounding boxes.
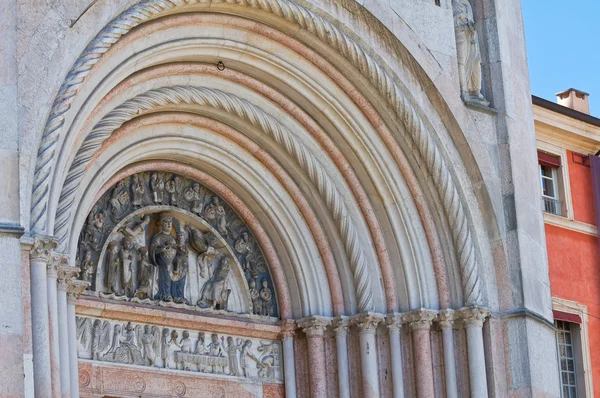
[353,313,383,398]
[67,280,89,398]
[439,309,458,398]
[46,255,62,398]
[281,320,297,398]
[386,313,405,398]
[29,236,57,398]
[298,316,331,398]
[57,263,78,398]
[404,309,437,398]
[331,316,350,398]
[460,306,491,398]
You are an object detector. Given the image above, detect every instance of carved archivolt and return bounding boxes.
[76,315,283,382]
[77,171,278,318]
[32,0,482,305]
[58,86,374,313]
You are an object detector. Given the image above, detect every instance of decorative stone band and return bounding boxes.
[54,86,374,313]
[31,0,482,306]
[30,235,58,262]
[352,312,384,334]
[297,316,331,336]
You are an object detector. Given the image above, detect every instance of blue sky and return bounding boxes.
[522,1,600,116]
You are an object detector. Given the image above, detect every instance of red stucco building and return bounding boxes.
[534,89,600,397]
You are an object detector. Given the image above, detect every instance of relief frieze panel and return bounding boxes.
[76,171,278,318]
[76,316,283,382]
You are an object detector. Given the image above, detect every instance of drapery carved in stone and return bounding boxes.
[76,171,278,318]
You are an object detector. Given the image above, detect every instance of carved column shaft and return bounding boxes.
[405,309,437,398]
[387,313,405,398]
[46,261,61,398]
[67,280,89,398]
[439,309,458,398]
[281,321,297,398]
[332,317,350,398]
[30,236,57,397]
[298,316,330,398]
[57,264,78,398]
[460,307,490,398]
[354,313,383,398]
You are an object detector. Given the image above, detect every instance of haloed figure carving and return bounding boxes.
[452,0,488,106]
[150,213,176,302]
[131,174,145,207]
[171,231,189,304]
[150,173,165,204]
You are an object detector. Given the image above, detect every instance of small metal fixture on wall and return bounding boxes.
[217,61,225,71]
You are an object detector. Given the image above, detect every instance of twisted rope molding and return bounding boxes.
[55,86,375,312]
[31,0,481,305]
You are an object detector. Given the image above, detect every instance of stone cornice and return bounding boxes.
[298,316,331,336]
[0,223,25,238]
[385,312,404,332]
[438,309,456,329]
[458,306,490,328]
[29,235,57,262]
[403,309,438,330]
[352,312,384,333]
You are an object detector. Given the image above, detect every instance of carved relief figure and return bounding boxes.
[165,177,177,205]
[259,280,273,317]
[83,210,105,250]
[81,250,95,284]
[122,215,150,239]
[249,279,261,315]
[205,196,228,236]
[103,322,145,365]
[76,318,111,360]
[131,174,145,207]
[197,246,217,279]
[176,330,193,370]
[150,213,176,301]
[171,231,189,304]
[207,333,225,373]
[106,241,122,295]
[161,328,173,368]
[110,180,130,216]
[224,336,241,376]
[138,325,160,366]
[240,339,260,377]
[257,340,280,379]
[452,0,488,105]
[184,182,203,214]
[194,332,209,372]
[134,247,153,299]
[198,256,231,310]
[120,236,136,297]
[235,232,256,274]
[150,173,165,204]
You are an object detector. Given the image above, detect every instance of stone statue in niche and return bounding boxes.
[80,250,95,284]
[259,280,273,317]
[120,236,136,297]
[170,231,189,304]
[103,322,145,365]
[134,247,153,299]
[150,212,177,302]
[105,241,122,296]
[131,174,145,208]
[109,180,130,216]
[452,0,489,106]
[204,196,228,236]
[82,209,105,251]
[198,256,231,310]
[150,173,165,204]
[137,325,160,366]
[184,183,203,214]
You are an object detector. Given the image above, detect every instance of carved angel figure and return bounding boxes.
[204,197,228,236]
[198,256,231,310]
[83,209,105,250]
[76,318,112,360]
[103,322,145,365]
[131,174,145,207]
[136,324,160,366]
[452,0,488,105]
[150,173,165,204]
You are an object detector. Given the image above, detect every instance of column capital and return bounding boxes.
[66,280,90,303]
[280,319,297,338]
[385,312,404,332]
[331,316,351,335]
[298,315,331,336]
[458,306,490,328]
[438,309,457,329]
[30,235,57,262]
[352,312,384,333]
[57,265,80,291]
[403,308,438,330]
[47,253,69,278]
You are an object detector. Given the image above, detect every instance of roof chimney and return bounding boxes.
[556,88,590,114]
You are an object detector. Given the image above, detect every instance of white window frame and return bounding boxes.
[552,297,594,397]
[537,142,573,220]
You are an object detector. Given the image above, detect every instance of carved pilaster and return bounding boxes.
[386,312,404,333]
[30,235,57,262]
[297,316,331,336]
[66,280,90,304]
[403,309,438,331]
[458,306,490,328]
[438,309,456,329]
